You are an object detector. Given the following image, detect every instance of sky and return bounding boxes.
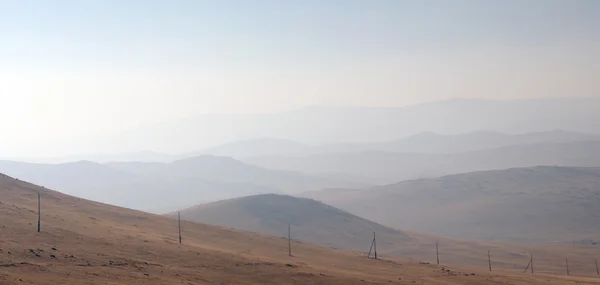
[0,0,599,157]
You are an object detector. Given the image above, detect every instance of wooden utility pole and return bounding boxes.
[530,254,534,274]
[488,250,492,271]
[178,212,182,244]
[436,242,440,265]
[367,236,374,259]
[373,231,377,260]
[288,224,292,257]
[566,257,570,276]
[37,193,41,233]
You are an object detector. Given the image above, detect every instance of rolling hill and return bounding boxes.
[172,191,600,276]
[247,141,600,184]
[302,166,600,242]
[175,194,411,253]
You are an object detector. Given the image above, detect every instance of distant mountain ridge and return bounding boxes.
[107,155,364,193]
[53,98,600,155]
[190,129,599,159]
[9,129,598,163]
[184,138,309,159]
[246,140,600,184]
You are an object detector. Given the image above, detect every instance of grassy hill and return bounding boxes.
[175,194,411,252]
[302,166,600,242]
[2,173,600,284]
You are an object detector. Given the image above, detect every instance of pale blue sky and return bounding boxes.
[0,0,599,156]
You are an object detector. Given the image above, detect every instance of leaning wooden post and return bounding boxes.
[530,254,534,274]
[288,224,292,257]
[523,259,531,273]
[595,257,599,276]
[436,242,440,265]
[178,212,182,244]
[566,257,570,276]
[37,193,41,233]
[367,235,375,259]
[373,231,378,260]
[488,250,492,271]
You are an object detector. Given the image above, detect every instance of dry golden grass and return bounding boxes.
[1,174,600,284]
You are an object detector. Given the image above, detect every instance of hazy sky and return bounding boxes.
[1,0,599,157]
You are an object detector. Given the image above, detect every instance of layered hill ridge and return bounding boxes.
[76,98,600,154]
[0,156,361,213]
[176,194,411,252]
[185,130,599,159]
[247,141,600,184]
[302,166,600,242]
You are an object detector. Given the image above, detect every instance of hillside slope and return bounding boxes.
[2,173,600,284]
[0,173,404,285]
[176,194,411,252]
[302,166,600,242]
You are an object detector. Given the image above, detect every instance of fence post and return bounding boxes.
[530,254,534,274]
[436,242,440,265]
[373,231,377,260]
[288,224,292,257]
[178,212,182,244]
[595,257,599,276]
[37,193,41,233]
[524,259,531,274]
[367,234,374,259]
[488,250,492,271]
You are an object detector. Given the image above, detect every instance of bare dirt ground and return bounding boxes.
[1,174,600,284]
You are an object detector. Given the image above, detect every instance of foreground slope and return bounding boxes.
[1,173,600,284]
[176,194,411,252]
[303,166,600,242]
